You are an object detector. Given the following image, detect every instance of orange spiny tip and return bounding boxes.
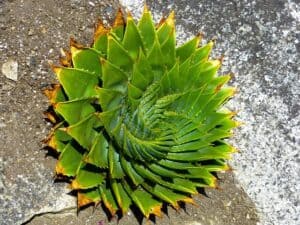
[225,165,234,172]
[215,84,223,93]
[70,179,81,189]
[42,131,53,145]
[69,37,84,49]
[78,192,95,208]
[156,16,166,28]
[94,19,110,41]
[172,202,180,210]
[229,110,239,117]
[103,201,116,216]
[219,54,225,64]
[166,10,175,27]
[235,120,245,127]
[49,64,62,75]
[43,111,57,123]
[48,135,57,149]
[113,8,125,28]
[151,205,162,218]
[196,32,204,44]
[143,3,149,13]
[197,32,204,39]
[183,197,196,205]
[231,146,239,153]
[215,183,222,190]
[211,176,218,188]
[55,162,65,175]
[43,84,61,104]
[59,48,72,67]
[127,11,134,20]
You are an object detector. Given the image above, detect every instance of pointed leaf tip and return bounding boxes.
[55,162,65,175]
[113,8,125,28]
[126,11,134,20]
[166,10,175,26]
[94,18,110,40]
[70,37,84,49]
[50,65,62,75]
[143,3,149,13]
[151,205,162,218]
[77,192,94,208]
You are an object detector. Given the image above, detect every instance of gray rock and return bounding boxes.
[118,1,299,225]
[1,59,18,81]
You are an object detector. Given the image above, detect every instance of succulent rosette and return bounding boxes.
[44,6,238,218]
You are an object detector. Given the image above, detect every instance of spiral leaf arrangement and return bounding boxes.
[44,6,238,218]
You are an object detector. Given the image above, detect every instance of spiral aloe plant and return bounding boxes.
[44,6,238,218]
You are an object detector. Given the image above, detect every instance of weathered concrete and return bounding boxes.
[119,1,299,225]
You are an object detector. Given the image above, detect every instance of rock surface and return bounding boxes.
[119,1,299,225]
[1,59,18,81]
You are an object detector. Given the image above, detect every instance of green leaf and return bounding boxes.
[93,20,109,54]
[160,27,176,67]
[128,83,143,100]
[131,63,149,91]
[135,49,154,83]
[167,144,234,161]
[98,107,122,133]
[101,58,128,92]
[53,67,98,100]
[137,6,156,52]
[48,126,71,152]
[78,188,101,207]
[152,184,193,208]
[120,156,144,185]
[111,180,132,213]
[192,41,213,64]
[159,62,180,94]
[56,142,83,176]
[176,35,201,63]
[55,98,96,125]
[71,164,104,189]
[108,144,125,178]
[111,9,125,41]
[99,183,119,216]
[96,87,123,111]
[158,159,196,170]
[71,47,102,77]
[202,159,229,172]
[134,164,196,194]
[196,60,221,85]
[186,167,215,181]
[107,35,133,72]
[149,163,184,178]
[131,189,162,218]
[122,14,144,60]
[157,11,175,44]
[66,114,102,149]
[199,87,235,116]
[85,132,109,168]
[147,37,164,70]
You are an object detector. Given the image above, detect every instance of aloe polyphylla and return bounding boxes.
[44,6,238,219]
